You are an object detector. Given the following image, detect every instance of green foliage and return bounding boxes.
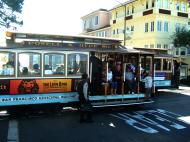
[172,28,190,47]
[0,0,24,29]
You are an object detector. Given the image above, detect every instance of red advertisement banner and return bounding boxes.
[10,79,72,94]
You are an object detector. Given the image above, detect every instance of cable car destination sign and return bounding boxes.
[23,41,115,49]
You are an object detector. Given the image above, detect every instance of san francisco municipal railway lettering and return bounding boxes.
[0,95,68,102]
[43,82,67,88]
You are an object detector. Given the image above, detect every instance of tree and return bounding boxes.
[0,0,24,29]
[172,28,190,48]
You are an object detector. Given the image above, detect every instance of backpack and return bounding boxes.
[77,80,87,103]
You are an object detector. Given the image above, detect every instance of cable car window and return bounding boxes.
[0,52,15,77]
[67,53,88,75]
[154,59,161,70]
[18,53,41,77]
[44,53,65,76]
[163,59,172,71]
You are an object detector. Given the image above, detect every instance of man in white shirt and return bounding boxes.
[142,72,153,100]
[125,67,135,94]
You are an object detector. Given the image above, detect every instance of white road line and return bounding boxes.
[7,120,19,142]
[126,112,171,131]
[136,110,186,130]
[110,113,158,133]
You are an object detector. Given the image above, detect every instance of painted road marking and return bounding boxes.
[126,112,170,131]
[110,113,158,134]
[7,120,19,142]
[110,109,187,134]
[135,111,186,130]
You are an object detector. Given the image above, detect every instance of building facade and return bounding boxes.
[111,0,190,76]
[81,0,190,76]
[81,9,111,37]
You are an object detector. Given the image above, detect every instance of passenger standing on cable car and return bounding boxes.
[90,52,103,95]
[125,66,135,94]
[112,63,123,94]
[142,71,153,101]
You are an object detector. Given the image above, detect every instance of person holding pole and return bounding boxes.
[142,71,153,101]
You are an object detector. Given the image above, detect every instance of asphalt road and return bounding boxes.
[0,87,190,142]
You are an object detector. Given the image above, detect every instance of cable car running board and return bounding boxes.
[92,100,154,108]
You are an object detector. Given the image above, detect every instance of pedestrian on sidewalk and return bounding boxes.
[77,73,93,123]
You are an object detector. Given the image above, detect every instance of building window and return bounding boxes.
[163,0,168,9]
[117,29,119,34]
[102,32,105,37]
[176,2,180,11]
[157,0,162,8]
[98,32,101,37]
[157,44,161,48]
[116,12,118,18]
[89,18,93,28]
[127,7,129,15]
[181,3,186,12]
[157,21,162,31]
[83,21,86,29]
[144,45,149,48]
[105,31,108,37]
[150,44,154,48]
[95,16,98,25]
[164,44,168,49]
[175,23,180,32]
[132,5,134,13]
[113,30,115,35]
[131,25,134,31]
[164,22,168,32]
[152,0,155,7]
[145,23,148,32]
[151,21,154,31]
[146,0,149,9]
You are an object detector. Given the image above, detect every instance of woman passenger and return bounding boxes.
[112,63,123,95]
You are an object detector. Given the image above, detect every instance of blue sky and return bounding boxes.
[17,0,126,35]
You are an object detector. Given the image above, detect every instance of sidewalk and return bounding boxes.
[159,85,190,96]
[179,85,190,90]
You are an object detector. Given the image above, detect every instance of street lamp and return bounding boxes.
[114,0,126,46]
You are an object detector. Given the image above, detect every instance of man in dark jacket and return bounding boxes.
[77,73,93,123]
